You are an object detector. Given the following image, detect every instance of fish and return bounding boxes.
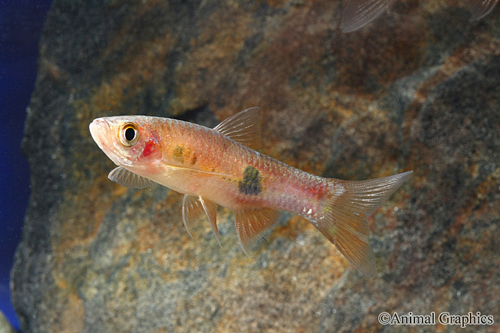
[89,108,413,277]
[341,0,499,33]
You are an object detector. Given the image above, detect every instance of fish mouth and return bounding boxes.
[89,118,111,148]
[89,117,132,167]
[89,117,118,163]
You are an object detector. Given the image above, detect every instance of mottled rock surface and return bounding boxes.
[0,311,16,333]
[12,0,500,332]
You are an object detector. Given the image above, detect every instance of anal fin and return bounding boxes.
[235,208,281,256]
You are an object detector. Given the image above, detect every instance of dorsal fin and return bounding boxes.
[465,0,498,20]
[213,107,261,149]
[340,0,397,33]
[108,167,157,188]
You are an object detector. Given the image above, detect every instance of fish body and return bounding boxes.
[90,108,412,277]
[341,0,498,32]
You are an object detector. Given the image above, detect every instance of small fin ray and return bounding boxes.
[235,208,281,256]
[213,107,261,149]
[108,167,157,188]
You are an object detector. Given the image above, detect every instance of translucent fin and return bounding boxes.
[198,197,221,247]
[234,208,281,256]
[108,166,157,188]
[213,107,261,149]
[182,195,204,238]
[312,171,413,277]
[464,0,498,20]
[340,0,397,33]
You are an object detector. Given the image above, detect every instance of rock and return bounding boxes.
[12,0,500,331]
[0,311,16,333]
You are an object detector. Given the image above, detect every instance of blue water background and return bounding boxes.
[0,0,51,329]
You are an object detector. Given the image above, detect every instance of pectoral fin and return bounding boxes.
[213,107,261,149]
[108,166,157,188]
[234,208,281,256]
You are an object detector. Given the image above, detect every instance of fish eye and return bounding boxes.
[120,124,139,146]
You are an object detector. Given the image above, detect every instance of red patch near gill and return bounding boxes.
[141,139,158,159]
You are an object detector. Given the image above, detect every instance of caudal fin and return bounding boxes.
[313,171,413,277]
[340,0,397,33]
[340,0,498,33]
[464,0,498,21]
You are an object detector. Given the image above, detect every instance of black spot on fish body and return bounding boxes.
[239,166,262,195]
[173,145,184,163]
[190,154,197,165]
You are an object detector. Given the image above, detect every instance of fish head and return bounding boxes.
[89,116,162,171]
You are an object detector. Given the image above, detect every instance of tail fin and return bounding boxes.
[314,171,413,277]
[465,0,498,21]
[340,0,397,33]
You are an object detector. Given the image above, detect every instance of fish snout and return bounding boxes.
[90,117,109,135]
[89,118,112,147]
